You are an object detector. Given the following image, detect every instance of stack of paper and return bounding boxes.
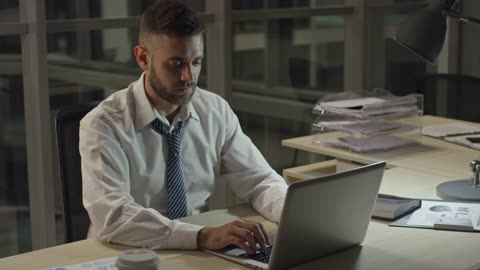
[312,92,423,152]
[325,134,417,152]
[315,96,420,118]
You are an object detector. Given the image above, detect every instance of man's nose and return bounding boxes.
[180,65,193,81]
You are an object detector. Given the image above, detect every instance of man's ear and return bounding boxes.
[134,45,149,71]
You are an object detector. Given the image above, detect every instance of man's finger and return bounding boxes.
[258,222,271,246]
[249,223,268,250]
[231,227,257,253]
[234,220,268,250]
[228,235,255,254]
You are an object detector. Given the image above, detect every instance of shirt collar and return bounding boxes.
[133,73,200,131]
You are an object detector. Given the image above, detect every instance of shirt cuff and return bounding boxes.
[166,220,204,249]
[272,197,285,223]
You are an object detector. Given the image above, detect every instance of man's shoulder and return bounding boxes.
[193,87,229,109]
[81,87,133,128]
[190,88,237,126]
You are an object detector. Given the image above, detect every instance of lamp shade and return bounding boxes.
[393,0,455,64]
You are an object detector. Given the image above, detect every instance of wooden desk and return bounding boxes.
[282,115,480,179]
[1,168,479,270]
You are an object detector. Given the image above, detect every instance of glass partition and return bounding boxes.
[232,16,345,171]
[46,0,205,20]
[0,35,32,257]
[0,1,18,22]
[233,0,345,10]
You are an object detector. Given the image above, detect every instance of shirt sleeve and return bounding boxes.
[219,105,288,223]
[80,116,203,250]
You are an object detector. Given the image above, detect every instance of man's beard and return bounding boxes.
[148,66,196,106]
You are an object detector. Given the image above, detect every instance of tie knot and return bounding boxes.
[152,118,184,154]
[151,118,184,136]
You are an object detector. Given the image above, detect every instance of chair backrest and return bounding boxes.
[415,73,480,122]
[55,102,98,243]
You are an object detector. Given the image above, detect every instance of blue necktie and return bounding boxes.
[151,118,188,219]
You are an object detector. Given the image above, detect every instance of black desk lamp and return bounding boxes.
[393,0,480,64]
[393,0,480,201]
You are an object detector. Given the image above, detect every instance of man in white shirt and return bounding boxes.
[80,0,287,255]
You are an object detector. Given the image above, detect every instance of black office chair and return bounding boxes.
[55,102,98,243]
[415,73,480,122]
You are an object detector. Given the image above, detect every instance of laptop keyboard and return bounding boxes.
[248,246,273,264]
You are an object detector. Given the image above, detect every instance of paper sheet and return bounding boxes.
[42,257,117,270]
[444,134,480,150]
[319,97,386,109]
[421,123,480,138]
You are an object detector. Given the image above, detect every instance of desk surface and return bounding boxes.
[1,167,479,270]
[282,115,480,179]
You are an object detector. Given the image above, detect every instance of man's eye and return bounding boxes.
[193,60,202,66]
[170,61,182,68]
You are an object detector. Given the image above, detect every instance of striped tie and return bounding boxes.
[151,118,188,219]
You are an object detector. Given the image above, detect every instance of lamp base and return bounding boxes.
[436,180,480,201]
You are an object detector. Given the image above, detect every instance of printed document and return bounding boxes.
[407,200,480,230]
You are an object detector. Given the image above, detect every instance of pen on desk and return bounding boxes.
[444,131,480,137]
[466,137,480,144]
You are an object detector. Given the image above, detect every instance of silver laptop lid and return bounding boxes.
[268,161,385,270]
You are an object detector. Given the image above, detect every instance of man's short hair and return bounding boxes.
[139,0,204,45]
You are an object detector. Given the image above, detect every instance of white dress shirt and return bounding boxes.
[80,73,288,250]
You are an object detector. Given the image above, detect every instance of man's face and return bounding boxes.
[145,33,203,106]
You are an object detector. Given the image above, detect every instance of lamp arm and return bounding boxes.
[443,9,480,25]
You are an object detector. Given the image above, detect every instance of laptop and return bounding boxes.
[208,161,386,270]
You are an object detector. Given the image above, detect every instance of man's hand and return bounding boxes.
[197,219,271,254]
